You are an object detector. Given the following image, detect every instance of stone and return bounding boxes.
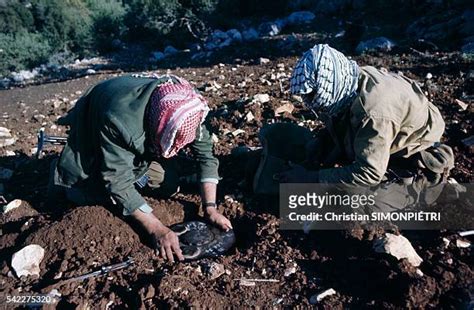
[253,94,270,104]
[164,45,179,55]
[455,99,468,110]
[415,269,424,277]
[426,73,433,79]
[274,103,294,116]
[373,233,423,267]
[86,69,96,75]
[456,239,471,248]
[3,199,22,213]
[258,19,287,37]
[11,244,45,278]
[309,288,337,304]
[242,28,259,41]
[203,262,225,280]
[245,111,255,122]
[259,57,270,64]
[152,51,165,61]
[11,69,38,83]
[232,129,246,137]
[0,78,10,89]
[286,11,315,26]
[284,265,297,277]
[0,127,16,147]
[356,37,396,54]
[226,29,242,42]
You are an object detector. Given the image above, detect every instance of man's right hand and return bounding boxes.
[131,209,184,262]
[151,227,184,263]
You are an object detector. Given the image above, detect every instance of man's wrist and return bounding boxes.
[203,202,217,208]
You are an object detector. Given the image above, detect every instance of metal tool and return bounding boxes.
[36,128,67,159]
[66,257,135,282]
[43,257,135,292]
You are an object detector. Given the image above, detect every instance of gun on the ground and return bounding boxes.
[36,128,68,159]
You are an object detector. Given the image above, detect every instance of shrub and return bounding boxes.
[0,31,52,75]
[0,0,35,34]
[124,0,181,42]
[86,0,128,52]
[31,0,94,53]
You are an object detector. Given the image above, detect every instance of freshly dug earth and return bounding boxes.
[0,44,473,308]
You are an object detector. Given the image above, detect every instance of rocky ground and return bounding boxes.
[0,32,473,309]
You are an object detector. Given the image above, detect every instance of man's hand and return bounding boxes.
[205,207,233,231]
[151,227,184,263]
[131,209,184,262]
[278,162,319,183]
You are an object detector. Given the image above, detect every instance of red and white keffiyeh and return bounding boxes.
[148,76,209,158]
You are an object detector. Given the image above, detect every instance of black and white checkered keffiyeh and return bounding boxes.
[290,44,360,115]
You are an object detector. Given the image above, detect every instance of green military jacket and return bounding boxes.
[318,66,445,185]
[54,75,219,213]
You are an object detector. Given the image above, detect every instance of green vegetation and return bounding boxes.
[0,0,295,76]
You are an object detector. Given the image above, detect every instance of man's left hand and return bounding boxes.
[205,207,233,231]
[278,162,319,183]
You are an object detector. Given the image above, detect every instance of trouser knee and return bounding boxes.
[146,160,180,197]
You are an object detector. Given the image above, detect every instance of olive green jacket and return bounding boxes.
[318,66,445,185]
[54,75,219,213]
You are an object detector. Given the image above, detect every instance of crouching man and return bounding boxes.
[49,74,232,262]
[278,44,453,188]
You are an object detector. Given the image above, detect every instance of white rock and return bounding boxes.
[310,288,337,304]
[204,262,225,280]
[253,94,270,104]
[454,99,468,111]
[3,199,22,213]
[415,268,424,277]
[259,57,270,64]
[284,265,297,277]
[274,103,294,115]
[442,237,450,248]
[86,69,96,75]
[425,72,433,79]
[11,69,38,83]
[373,233,423,267]
[11,244,45,278]
[245,111,255,122]
[48,289,61,298]
[5,150,15,156]
[0,167,14,180]
[456,239,471,248]
[232,129,246,137]
[0,127,16,147]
